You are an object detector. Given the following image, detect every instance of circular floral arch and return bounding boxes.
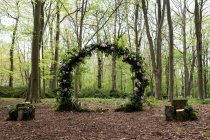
[57,43,149,111]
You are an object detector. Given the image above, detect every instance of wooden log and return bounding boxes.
[172,99,188,110]
[17,110,24,121]
[165,106,175,121]
[176,109,187,121]
[17,102,35,120]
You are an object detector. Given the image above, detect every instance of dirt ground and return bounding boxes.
[0,99,209,140]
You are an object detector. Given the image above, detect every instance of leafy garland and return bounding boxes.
[56,43,149,111]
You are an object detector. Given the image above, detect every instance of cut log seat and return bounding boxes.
[176,109,187,121]
[172,99,188,110]
[8,102,35,121]
[165,106,175,121]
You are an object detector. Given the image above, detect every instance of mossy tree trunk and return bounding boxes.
[9,1,20,88]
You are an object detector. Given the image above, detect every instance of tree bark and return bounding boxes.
[203,48,208,99]
[194,0,204,99]
[27,0,42,103]
[142,0,166,99]
[111,0,118,92]
[9,2,19,87]
[96,12,103,89]
[166,0,174,102]
[74,0,87,104]
[51,2,60,90]
[182,0,190,98]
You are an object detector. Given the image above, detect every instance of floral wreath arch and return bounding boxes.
[57,43,149,111]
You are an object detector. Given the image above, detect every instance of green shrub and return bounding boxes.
[44,89,56,98]
[115,96,143,112]
[0,86,27,98]
[201,99,210,104]
[184,105,198,121]
[56,96,73,111]
[79,88,130,99]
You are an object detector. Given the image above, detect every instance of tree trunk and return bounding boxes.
[9,2,19,87]
[39,2,45,97]
[165,56,169,98]
[27,0,42,103]
[194,0,203,99]
[49,19,54,89]
[182,0,189,98]
[111,0,118,92]
[142,0,166,99]
[96,12,103,89]
[97,53,103,89]
[74,0,87,105]
[51,2,60,90]
[166,0,174,102]
[203,48,208,99]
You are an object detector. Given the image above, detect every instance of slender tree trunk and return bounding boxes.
[182,0,190,98]
[27,0,42,103]
[194,0,203,99]
[51,2,60,90]
[97,53,103,89]
[111,0,118,92]
[166,0,174,102]
[96,12,103,89]
[9,18,18,87]
[134,0,139,57]
[187,50,196,97]
[142,0,166,99]
[9,2,19,87]
[165,56,169,97]
[49,19,54,89]
[120,66,123,91]
[39,2,45,97]
[203,48,208,99]
[74,0,87,105]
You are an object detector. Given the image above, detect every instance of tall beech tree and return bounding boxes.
[166,0,174,101]
[26,0,42,103]
[51,1,60,90]
[194,0,204,99]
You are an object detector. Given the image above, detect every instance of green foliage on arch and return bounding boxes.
[56,43,149,112]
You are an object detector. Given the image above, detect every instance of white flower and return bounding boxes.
[123,55,128,59]
[134,78,139,83]
[110,46,115,50]
[136,62,140,66]
[134,87,139,92]
[63,88,68,92]
[101,43,106,47]
[79,57,83,61]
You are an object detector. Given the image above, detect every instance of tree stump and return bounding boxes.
[172,99,188,110]
[8,102,35,121]
[176,109,187,121]
[165,106,175,121]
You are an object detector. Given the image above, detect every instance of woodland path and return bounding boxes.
[0,99,209,140]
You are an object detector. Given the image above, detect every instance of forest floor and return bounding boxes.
[0,98,210,140]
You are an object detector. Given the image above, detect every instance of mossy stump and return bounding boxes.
[8,102,35,121]
[165,99,197,121]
